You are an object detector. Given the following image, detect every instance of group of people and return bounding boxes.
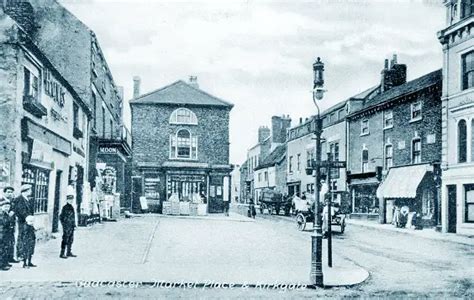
[0,184,78,271]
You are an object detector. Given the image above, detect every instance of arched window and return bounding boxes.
[458,120,467,163]
[170,129,198,159]
[169,108,198,125]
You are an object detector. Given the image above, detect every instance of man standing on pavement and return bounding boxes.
[60,194,77,259]
[0,199,12,271]
[1,186,18,264]
[13,184,34,260]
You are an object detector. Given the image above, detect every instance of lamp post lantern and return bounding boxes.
[310,57,326,287]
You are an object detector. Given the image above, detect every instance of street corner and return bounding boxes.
[323,262,370,288]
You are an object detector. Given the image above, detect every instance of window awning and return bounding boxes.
[376,164,432,199]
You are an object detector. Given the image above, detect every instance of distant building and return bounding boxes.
[230,165,241,203]
[438,0,474,235]
[130,77,233,213]
[254,144,287,198]
[243,116,291,204]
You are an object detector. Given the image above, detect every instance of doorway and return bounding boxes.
[52,170,62,233]
[447,185,457,233]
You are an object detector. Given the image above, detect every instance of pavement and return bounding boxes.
[346,218,474,246]
[0,212,368,289]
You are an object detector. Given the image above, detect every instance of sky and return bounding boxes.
[60,0,445,165]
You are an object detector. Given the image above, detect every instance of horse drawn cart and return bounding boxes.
[293,196,346,233]
[258,189,292,216]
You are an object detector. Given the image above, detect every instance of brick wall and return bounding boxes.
[348,113,384,173]
[132,104,231,167]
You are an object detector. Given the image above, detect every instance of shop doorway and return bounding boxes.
[52,170,62,233]
[76,166,84,214]
[131,176,143,212]
[447,185,457,233]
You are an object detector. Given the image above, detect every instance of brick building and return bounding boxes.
[0,14,91,233]
[438,0,474,235]
[130,78,233,213]
[347,57,442,226]
[4,0,133,218]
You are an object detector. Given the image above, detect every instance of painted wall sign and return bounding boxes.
[44,69,66,108]
[99,146,118,154]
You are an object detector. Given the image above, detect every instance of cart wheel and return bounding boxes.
[296,214,306,231]
[340,220,345,233]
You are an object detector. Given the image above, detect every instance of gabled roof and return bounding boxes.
[255,144,287,170]
[130,80,234,108]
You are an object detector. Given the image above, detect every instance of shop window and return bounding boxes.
[411,102,422,121]
[361,119,369,135]
[383,110,393,129]
[22,166,49,214]
[170,108,198,125]
[412,138,421,164]
[422,189,434,219]
[385,144,393,170]
[462,50,474,90]
[458,120,467,163]
[465,185,474,223]
[461,0,474,19]
[361,149,369,173]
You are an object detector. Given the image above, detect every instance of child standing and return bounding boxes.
[21,215,36,268]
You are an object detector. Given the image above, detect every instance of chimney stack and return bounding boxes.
[381,54,406,93]
[133,76,141,99]
[271,115,292,143]
[188,76,199,89]
[4,1,36,35]
[258,126,271,143]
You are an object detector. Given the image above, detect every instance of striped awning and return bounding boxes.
[376,164,431,199]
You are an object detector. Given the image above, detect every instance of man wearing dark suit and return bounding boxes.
[13,184,34,260]
[60,194,77,259]
[1,186,18,264]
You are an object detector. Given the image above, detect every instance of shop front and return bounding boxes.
[377,164,439,228]
[347,172,381,222]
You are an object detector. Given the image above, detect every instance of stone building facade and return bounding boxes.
[347,64,443,227]
[130,79,233,213]
[0,15,91,233]
[438,0,474,235]
[3,0,132,218]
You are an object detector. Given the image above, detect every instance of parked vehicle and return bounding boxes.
[258,189,292,216]
[295,200,346,234]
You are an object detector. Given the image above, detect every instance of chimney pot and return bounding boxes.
[188,76,199,88]
[299,117,302,124]
[384,59,389,69]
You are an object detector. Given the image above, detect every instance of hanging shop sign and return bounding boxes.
[99,146,118,154]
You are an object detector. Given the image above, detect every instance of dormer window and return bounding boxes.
[170,108,198,125]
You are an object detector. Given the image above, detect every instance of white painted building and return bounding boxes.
[438,0,474,235]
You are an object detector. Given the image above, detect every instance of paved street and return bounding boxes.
[0,213,472,298]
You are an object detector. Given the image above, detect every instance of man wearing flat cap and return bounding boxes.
[1,187,18,264]
[60,193,77,259]
[13,184,34,260]
[0,199,13,270]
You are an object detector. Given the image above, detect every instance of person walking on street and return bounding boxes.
[20,215,36,268]
[60,194,77,259]
[13,184,34,260]
[1,186,18,264]
[0,199,12,271]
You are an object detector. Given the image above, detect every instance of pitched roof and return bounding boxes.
[255,144,287,170]
[364,69,442,108]
[129,80,234,108]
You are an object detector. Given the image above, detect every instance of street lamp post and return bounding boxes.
[310,57,326,287]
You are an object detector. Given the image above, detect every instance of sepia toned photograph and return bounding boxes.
[0,0,472,298]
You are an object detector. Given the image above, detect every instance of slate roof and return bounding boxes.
[363,69,442,108]
[255,144,287,170]
[130,80,234,108]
